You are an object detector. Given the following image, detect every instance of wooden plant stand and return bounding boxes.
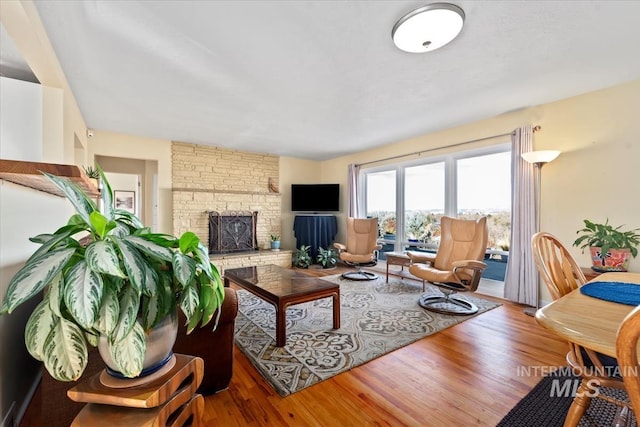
[67,354,204,426]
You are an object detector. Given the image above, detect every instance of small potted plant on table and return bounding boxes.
[573,219,640,272]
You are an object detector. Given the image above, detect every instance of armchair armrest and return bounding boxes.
[407,251,436,264]
[333,242,347,251]
[452,259,487,272]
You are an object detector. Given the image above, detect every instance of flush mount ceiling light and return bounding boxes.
[392,3,465,53]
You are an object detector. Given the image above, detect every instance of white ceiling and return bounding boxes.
[7,1,640,160]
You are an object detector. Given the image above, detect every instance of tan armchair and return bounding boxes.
[408,216,488,315]
[333,217,382,281]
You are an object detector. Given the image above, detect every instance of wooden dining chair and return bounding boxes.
[617,305,640,423]
[532,232,631,426]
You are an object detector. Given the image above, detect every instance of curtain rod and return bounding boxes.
[356,125,541,167]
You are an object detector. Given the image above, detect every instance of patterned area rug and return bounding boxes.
[234,274,501,396]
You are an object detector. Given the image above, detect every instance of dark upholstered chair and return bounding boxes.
[333,217,382,280]
[408,216,488,315]
[37,287,238,427]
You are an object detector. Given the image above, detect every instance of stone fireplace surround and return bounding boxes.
[171,142,291,273]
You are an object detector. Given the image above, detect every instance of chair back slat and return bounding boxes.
[531,232,586,300]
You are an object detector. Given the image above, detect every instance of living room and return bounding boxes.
[2,1,640,426]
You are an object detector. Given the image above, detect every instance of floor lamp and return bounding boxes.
[521,150,560,317]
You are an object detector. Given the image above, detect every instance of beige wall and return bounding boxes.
[279,157,323,249]
[88,131,173,234]
[320,79,640,303]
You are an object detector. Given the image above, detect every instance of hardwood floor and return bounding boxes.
[202,265,568,426]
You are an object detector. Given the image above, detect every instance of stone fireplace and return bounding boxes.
[208,211,258,254]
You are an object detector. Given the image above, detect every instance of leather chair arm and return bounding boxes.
[452,259,487,271]
[374,244,383,251]
[333,242,347,251]
[408,251,435,264]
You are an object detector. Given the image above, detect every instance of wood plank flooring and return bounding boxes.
[202,265,568,426]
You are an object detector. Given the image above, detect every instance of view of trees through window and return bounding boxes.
[363,146,511,256]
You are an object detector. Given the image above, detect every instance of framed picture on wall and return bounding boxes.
[114,190,135,214]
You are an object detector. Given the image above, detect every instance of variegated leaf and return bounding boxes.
[112,286,140,343]
[97,164,114,221]
[115,209,144,228]
[47,273,64,317]
[113,238,144,293]
[1,247,75,314]
[123,236,173,262]
[64,260,103,330]
[185,307,202,335]
[29,233,56,244]
[179,284,199,323]
[109,322,145,378]
[142,263,159,296]
[85,241,125,278]
[199,283,215,327]
[172,252,196,288]
[142,278,166,330]
[94,286,119,336]
[195,242,213,278]
[111,221,131,237]
[25,299,57,361]
[42,317,88,381]
[42,172,97,226]
[85,330,99,347]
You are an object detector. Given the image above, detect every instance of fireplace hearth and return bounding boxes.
[208,211,258,254]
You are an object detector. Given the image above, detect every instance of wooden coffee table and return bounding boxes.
[223,264,340,347]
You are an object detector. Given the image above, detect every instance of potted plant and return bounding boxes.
[316,247,338,269]
[0,166,225,382]
[292,245,312,269]
[82,165,100,189]
[270,234,281,250]
[573,219,640,272]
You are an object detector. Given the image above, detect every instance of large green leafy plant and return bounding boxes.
[573,219,640,258]
[0,167,224,381]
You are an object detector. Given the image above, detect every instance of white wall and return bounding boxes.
[0,77,74,426]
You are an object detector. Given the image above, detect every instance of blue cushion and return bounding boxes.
[579,281,640,306]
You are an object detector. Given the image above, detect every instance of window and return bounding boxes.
[362,143,511,266]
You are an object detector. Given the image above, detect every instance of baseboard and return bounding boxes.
[1,402,15,427]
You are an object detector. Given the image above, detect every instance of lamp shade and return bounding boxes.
[521,150,561,165]
[392,3,465,53]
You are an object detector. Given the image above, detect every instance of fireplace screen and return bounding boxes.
[208,211,258,254]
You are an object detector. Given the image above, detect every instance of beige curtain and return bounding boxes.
[347,163,360,218]
[504,126,538,306]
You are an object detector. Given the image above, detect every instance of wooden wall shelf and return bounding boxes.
[0,159,99,198]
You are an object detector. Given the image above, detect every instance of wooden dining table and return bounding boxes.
[536,271,640,358]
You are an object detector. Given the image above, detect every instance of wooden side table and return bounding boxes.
[385,252,411,283]
[68,354,204,426]
[580,266,603,282]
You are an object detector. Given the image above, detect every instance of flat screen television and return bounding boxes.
[291,184,340,212]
